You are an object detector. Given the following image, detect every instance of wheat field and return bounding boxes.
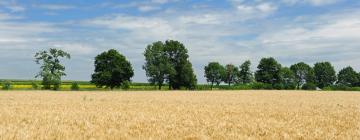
[0,91,359,139]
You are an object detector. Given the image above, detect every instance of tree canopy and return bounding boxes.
[143,41,173,89]
[255,57,282,85]
[337,66,359,87]
[238,60,253,84]
[34,48,70,90]
[204,62,225,89]
[91,49,134,90]
[223,64,239,86]
[280,67,296,89]
[290,62,315,89]
[314,62,336,88]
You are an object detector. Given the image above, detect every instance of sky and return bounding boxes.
[0,0,359,83]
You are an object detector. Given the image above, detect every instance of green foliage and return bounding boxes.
[143,41,173,90]
[121,81,131,90]
[91,49,134,90]
[314,62,336,89]
[34,48,70,90]
[301,83,317,90]
[337,66,359,87]
[251,82,273,90]
[71,82,80,91]
[163,40,197,90]
[280,67,296,90]
[204,62,225,89]
[238,60,253,84]
[290,62,315,89]
[255,57,282,85]
[31,81,39,90]
[223,64,239,86]
[2,81,12,90]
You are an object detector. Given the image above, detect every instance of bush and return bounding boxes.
[2,81,12,90]
[328,85,352,91]
[121,81,131,90]
[31,82,39,90]
[302,83,317,90]
[273,83,284,90]
[284,84,296,90]
[251,82,273,90]
[71,82,80,91]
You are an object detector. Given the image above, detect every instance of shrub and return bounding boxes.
[302,83,317,90]
[2,81,12,90]
[71,82,80,91]
[251,82,273,90]
[273,83,284,90]
[121,81,131,90]
[284,84,296,90]
[31,82,39,90]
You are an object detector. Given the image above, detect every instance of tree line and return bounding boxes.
[30,40,360,90]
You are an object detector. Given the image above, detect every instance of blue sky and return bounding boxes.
[0,0,359,83]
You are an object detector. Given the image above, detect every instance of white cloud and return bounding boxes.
[34,4,75,10]
[283,0,342,6]
[0,1,26,12]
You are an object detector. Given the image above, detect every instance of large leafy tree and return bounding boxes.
[290,62,315,89]
[163,40,197,90]
[255,57,282,85]
[223,64,239,86]
[280,67,296,89]
[143,41,173,90]
[314,62,336,88]
[238,60,253,84]
[91,49,134,90]
[35,48,70,90]
[337,66,359,87]
[204,62,225,89]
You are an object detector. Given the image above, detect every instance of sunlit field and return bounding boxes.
[0,91,359,139]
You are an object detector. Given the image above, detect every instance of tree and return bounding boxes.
[313,62,336,88]
[91,49,134,90]
[280,67,296,89]
[337,66,359,87]
[223,64,239,86]
[358,72,360,87]
[255,57,282,85]
[143,41,173,90]
[35,48,70,90]
[163,40,197,90]
[238,60,253,84]
[290,62,315,89]
[204,62,225,89]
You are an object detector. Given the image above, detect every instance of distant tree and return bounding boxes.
[290,62,315,89]
[255,57,282,85]
[143,41,174,90]
[314,62,336,88]
[35,48,70,90]
[357,72,360,87]
[70,82,80,91]
[91,49,134,90]
[163,40,197,90]
[337,66,359,87]
[204,62,225,89]
[223,64,239,86]
[280,67,296,89]
[238,60,253,84]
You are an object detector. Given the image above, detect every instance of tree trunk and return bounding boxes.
[211,81,214,90]
[158,83,162,90]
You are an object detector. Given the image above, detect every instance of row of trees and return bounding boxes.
[33,40,359,90]
[204,57,360,90]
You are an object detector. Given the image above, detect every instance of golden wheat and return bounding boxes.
[0,90,359,139]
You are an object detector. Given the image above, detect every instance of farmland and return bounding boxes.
[0,90,359,139]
